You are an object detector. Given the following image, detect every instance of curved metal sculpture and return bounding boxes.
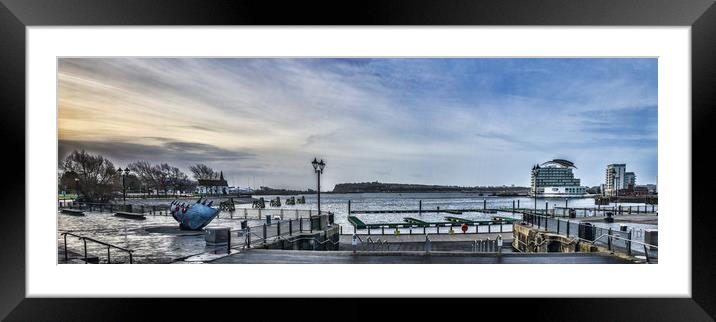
[169,198,220,230]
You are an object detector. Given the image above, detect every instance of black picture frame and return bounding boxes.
[1,0,715,320]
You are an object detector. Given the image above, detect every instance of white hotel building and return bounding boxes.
[530,159,587,197]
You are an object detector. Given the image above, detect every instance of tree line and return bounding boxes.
[59,150,223,202]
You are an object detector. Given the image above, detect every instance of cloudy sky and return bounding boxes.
[58,58,657,190]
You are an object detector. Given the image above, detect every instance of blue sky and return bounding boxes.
[58,58,657,190]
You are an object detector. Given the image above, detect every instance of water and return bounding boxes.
[58,193,657,263]
[241,193,657,228]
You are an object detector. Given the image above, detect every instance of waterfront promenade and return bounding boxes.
[208,249,631,264]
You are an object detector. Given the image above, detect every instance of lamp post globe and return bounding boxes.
[311,158,326,218]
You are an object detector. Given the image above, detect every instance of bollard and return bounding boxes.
[83,239,88,264]
[607,228,612,251]
[497,235,503,254]
[63,234,68,262]
[263,224,267,241]
[382,226,385,235]
[557,219,560,234]
[352,234,357,254]
[566,220,570,236]
[247,226,251,248]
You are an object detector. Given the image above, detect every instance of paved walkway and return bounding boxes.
[577,215,657,225]
[209,250,632,264]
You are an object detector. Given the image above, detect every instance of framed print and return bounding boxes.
[2,0,716,320]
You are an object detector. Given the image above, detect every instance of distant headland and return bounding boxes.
[331,182,530,195]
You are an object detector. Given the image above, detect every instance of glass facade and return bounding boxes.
[530,160,582,196]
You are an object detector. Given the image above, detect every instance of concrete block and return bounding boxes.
[205,227,230,245]
[644,229,658,247]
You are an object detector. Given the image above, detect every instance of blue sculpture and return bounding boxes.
[169,198,220,230]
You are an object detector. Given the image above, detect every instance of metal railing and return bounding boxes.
[520,211,657,260]
[472,237,502,253]
[236,213,335,248]
[344,221,515,236]
[275,235,340,250]
[222,208,328,220]
[61,232,134,264]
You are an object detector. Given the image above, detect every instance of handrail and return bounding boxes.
[274,235,340,249]
[61,232,134,264]
[587,233,658,249]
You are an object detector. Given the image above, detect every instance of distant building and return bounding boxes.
[633,185,650,195]
[530,159,586,197]
[646,184,657,194]
[624,172,636,189]
[604,164,626,196]
[196,171,229,195]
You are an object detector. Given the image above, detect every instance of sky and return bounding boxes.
[58,58,658,190]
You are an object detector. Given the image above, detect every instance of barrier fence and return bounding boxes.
[342,222,514,236]
[59,200,326,221]
[521,212,658,261]
[232,213,335,249]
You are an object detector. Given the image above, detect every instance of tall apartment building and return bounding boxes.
[604,164,626,196]
[624,172,636,189]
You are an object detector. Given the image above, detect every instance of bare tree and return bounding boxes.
[128,161,158,195]
[152,163,173,195]
[62,150,119,202]
[168,166,191,195]
[189,163,214,181]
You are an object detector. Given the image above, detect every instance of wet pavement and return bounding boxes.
[209,250,632,264]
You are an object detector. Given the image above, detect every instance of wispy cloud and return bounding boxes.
[58,58,657,188]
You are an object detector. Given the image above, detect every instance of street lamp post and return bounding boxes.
[118,167,130,204]
[311,158,326,216]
